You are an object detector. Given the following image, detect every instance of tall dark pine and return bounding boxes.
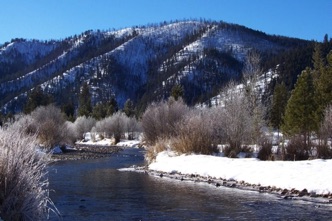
[123,99,135,117]
[171,84,184,101]
[270,82,288,132]
[282,68,318,146]
[78,83,92,117]
[315,52,332,122]
[24,86,52,114]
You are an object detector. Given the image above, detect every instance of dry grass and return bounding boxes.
[0,127,58,220]
[172,111,218,155]
[144,139,169,164]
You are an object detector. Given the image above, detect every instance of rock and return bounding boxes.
[259,186,266,192]
[159,173,163,178]
[215,183,221,187]
[283,195,292,200]
[281,189,288,195]
[298,189,308,197]
[51,146,63,154]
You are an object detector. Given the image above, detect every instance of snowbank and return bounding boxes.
[149,151,332,195]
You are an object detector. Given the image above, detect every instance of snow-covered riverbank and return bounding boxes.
[148,151,332,199]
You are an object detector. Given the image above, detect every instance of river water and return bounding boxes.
[48,148,332,221]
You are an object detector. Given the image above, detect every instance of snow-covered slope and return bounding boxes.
[0,20,307,113]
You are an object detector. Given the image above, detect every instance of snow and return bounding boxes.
[116,140,141,148]
[149,151,332,195]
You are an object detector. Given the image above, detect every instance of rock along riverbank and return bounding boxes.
[128,166,332,205]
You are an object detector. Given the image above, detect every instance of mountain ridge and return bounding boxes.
[0,19,311,114]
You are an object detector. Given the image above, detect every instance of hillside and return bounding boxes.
[0,20,310,114]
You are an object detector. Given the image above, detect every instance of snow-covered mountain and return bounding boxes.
[0,20,308,114]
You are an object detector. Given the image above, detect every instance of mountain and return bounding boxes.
[0,20,311,114]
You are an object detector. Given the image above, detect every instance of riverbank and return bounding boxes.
[50,139,141,161]
[138,151,332,203]
[51,145,123,161]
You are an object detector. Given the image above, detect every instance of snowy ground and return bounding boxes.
[149,151,332,196]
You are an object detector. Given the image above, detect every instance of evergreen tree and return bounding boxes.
[123,99,135,117]
[282,68,318,145]
[92,98,118,120]
[171,84,184,101]
[24,86,52,114]
[315,51,332,122]
[106,97,118,116]
[270,82,288,131]
[61,102,75,121]
[92,102,108,120]
[312,43,324,81]
[78,83,92,117]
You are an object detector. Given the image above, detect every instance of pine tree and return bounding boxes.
[282,68,318,145]
[92,103,107,120]
[123,99,135,117]
[78,83,92,117]
[315,51,332,122]
[24,86,52,114]
[270,82,288,131]
[312,43,324,81]
[171,84,184,101]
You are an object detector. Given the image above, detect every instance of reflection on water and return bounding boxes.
[48,148,332,220]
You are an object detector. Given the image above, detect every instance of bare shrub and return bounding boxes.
[142,97,189,145]
[220,93,252,150]
[257,140,273,161]
[0,127,58,220]
[285,136,309,161]
[93,117,113,138]
[125,117,141,140]
[316,144,332,159]
[30,104,70,148]
[93,112,128,143]
[172,110,218,154]
[74,116,96,139]
[144,139,169,164]
[8,114,35,135]
[222,146,238,158]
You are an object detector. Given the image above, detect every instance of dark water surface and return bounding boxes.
[48,148,332,221]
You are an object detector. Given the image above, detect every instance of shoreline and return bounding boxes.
[131,166,332,205]
[50,144,122,161]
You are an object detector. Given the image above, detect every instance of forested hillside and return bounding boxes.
[0,19,318,117]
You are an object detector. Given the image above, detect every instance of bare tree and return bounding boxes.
[141,97,189,145]
[93,112,128,143]
[30,104,70,148]
[74,116,96,139]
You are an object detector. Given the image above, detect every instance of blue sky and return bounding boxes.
[1,0,331,44]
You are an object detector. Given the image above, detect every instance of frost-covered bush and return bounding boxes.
[93,112,128,143]
[124,117,141,140]
[0,127,57,220]
[73,116,96,139]
[172,110,218,154]
[30,104,71,148]
[141,98,189,145]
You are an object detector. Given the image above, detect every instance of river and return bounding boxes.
[48,148,332,220]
